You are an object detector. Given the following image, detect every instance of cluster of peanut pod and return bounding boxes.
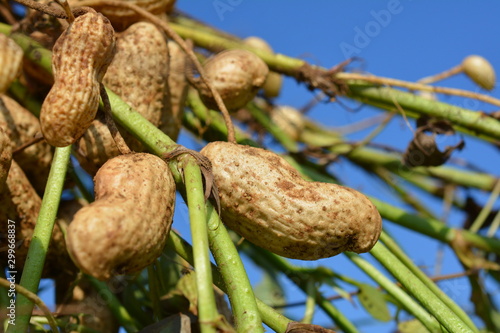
[0,0,383,331]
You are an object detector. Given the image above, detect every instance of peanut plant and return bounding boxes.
[0,1,499,333]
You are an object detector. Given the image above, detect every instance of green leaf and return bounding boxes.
[397,319,430,333]
[357,284,391,322]
[254,271,286,310]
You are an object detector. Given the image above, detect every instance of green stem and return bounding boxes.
[87,277,140,332]
[369,243,474,333]
[166,231,291,332]
[169,22,304,75]
[206,205,264,332]
[346,84,500,142]
[7,146,71,333]
[301,280,316,324]
[371,197,500,254]
[469,179,500,233]
[379,232,478,332]
[182,158,218,333]
[345,251,444,333]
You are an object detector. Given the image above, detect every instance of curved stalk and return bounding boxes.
[7,146,71,333]
[206,205,264,333]
[182,157,219,333]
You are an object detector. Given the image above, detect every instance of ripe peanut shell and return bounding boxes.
[40,9,115,147]
[198,49,269,111]
[0,34,23,93]
[76,22,169,174]
[201,142,382,260]
[0,94,53,193]
[67,153,176,280]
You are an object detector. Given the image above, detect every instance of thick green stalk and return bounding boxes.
[345,252,444,332]
[166,231,291,332]
[370,243,474,333]
[206,205,264,333]
[379,232,478,332]
[346,84,500,142]
[371,197,500,254]
[7,146,71,333]
[182,158,218,333]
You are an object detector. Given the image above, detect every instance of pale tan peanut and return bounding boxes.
[201,142,382,260]
[72,0,177,31]
[75,22,170,175]
[40,9,115,147]
[67,153,176,280]
[270,105,305,141]
[244,36,283,98]
[0,34,23,93]
[462,55,496,90]
[0,94,53,194]
[159,40,189,141]
[0,159,74,278]
[197,49,269,111]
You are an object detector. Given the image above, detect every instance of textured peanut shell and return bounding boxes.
[244,36,283,98]
[0,160,73,278]
[201,142,382,260]
[0,34,23,93]
[40,10,115,147]
[199,49,269,111]
[0,94,53,193]
[76,22,168,174]
[67,153,176,280]
[73,0,176,31]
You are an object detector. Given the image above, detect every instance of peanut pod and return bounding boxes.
[40,9,115,147]
[196,49,269,111]
[201,142,382,260]
[67,153,176,280]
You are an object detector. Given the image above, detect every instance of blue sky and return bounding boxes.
[171,1,500,332]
